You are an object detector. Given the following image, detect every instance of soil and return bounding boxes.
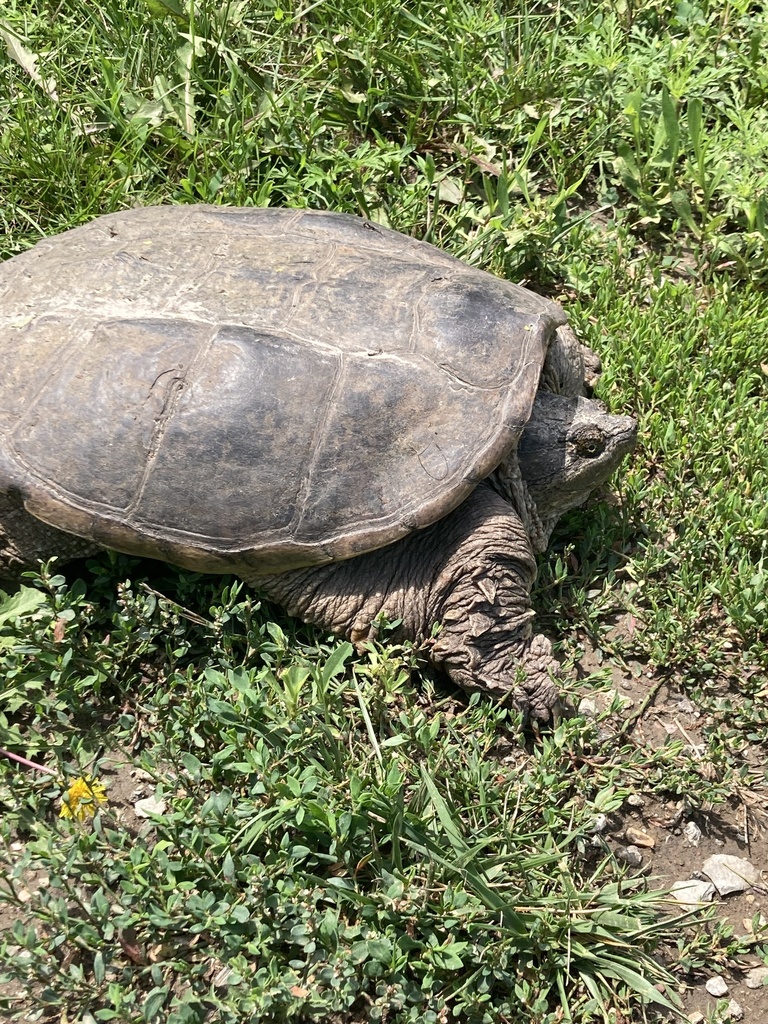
[575,639,768,1024]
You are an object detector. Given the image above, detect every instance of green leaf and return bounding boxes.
[140,0,186,22]
[615,141,642,192]
[93,950,105,984]
[649,86,679,169]
[320,641,353,685]
[366,937,392,962]
[688,96,703,163]
[671,190,699,235]
[142,986,169,1021]
[660,86,680,164]
[0,586,47,626]
[181,752,201,777]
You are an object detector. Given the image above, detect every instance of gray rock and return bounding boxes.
[578,697,598,718]
[615,845,643,868]
[705,975,729,997]
[591,813,609,834]
[702,855,763,896]
[724,999,743,1021]
[625,793,645,808]
[682,821,702,846]
[670,879,716,907]
[745,965,768,989]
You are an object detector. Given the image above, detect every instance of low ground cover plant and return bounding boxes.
[1,1,767,1021]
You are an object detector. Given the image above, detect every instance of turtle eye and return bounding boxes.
[574,431,606,458]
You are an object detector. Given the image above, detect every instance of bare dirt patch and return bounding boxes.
[575,640,768,1022]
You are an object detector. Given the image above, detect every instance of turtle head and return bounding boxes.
[517,392,637,541]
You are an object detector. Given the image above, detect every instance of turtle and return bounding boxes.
[0,205,636,719]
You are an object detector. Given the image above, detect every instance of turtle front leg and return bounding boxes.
[253,485,561,720]
[0,489,100,579]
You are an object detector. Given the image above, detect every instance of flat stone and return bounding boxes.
[724,999,743,1020]
[578,697,598,718]
[670,880,716,907]
[702,855,763,896]
[134,795,167,819]
[705,975,729,997]
[625,826,655,848]
[745,966,768,989]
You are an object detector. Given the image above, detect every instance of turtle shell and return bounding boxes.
[0,206,567,575]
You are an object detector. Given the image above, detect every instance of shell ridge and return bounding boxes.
[282,240,339,334]
[125,323,219,521]
[290,352,347,533]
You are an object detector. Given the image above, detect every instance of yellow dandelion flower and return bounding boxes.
[60,776,108,821]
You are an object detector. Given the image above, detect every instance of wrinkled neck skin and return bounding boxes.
[254,485,560,719]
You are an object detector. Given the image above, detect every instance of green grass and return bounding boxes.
[1,0,768,1021]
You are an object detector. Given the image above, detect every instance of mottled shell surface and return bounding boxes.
[0,206,566,574]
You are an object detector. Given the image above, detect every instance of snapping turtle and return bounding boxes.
[0,206,636,717]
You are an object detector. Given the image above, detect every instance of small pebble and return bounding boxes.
[134,795,167,818]
[745,965,768,989]
[724,999,743,1021]
[625,826,655,848]
[592,813,609,834]
[683,821,702,846]
[626,794,645,808]
[615,845,643,868]
[670,879,716,907]
[742,912,767,932]
[705,975,729,997]
[687,1013,705,1024]
[578,697,598,718]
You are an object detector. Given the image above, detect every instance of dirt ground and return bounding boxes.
[576,639,768,1024]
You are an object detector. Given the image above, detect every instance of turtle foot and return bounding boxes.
[513,634,562,722]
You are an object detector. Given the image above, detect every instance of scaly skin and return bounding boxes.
[0,488,98,577]
[254,485,561,719]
